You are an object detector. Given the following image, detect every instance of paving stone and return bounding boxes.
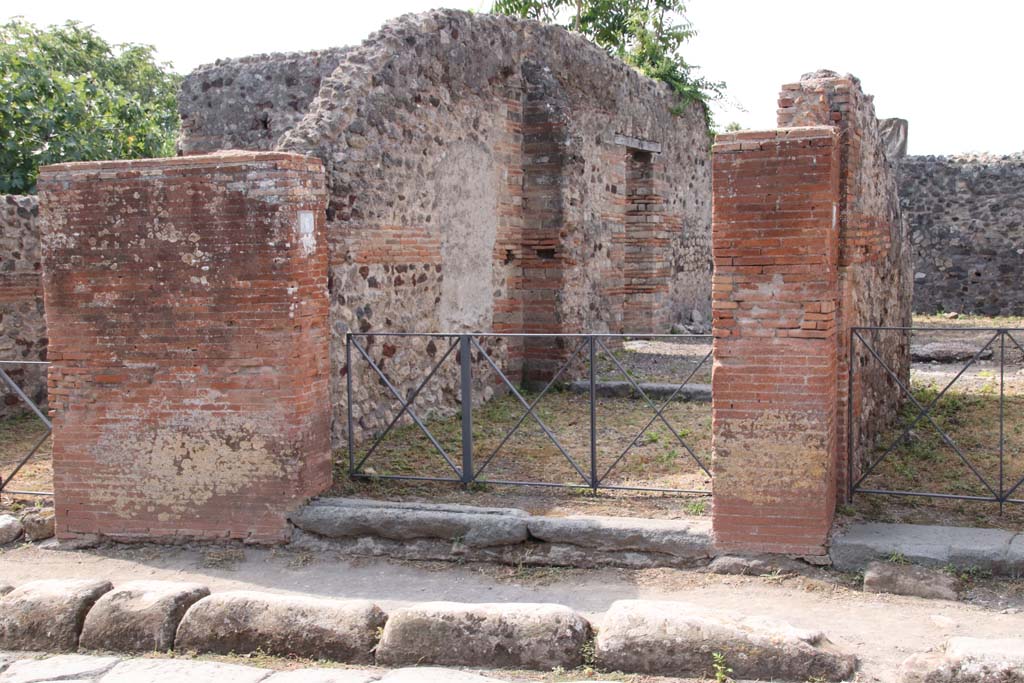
[19,511,54,543]
[376,602,590,671]
[175,591,385,663]
[594,599,856,681]
[526,515,712,560]
[830,522,1015,573]
[292,499,529,549]
[263,669,378,682]
[0,579,113,652]
[80,580,210,653]
[0,654,120,683]
[898,636,1024,682]
[0,515,23,546]
[100,658,270,683]
[863,561,959,600]
[379,669,506,682]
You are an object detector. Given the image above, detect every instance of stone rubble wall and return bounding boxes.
[899,152,1024,315]
[0,195,47,420]
[777,71,913,497]
[178,9,713,446]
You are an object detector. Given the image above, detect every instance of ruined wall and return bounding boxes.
[179,10,713,445]
[899,153,1024,315]
[777,71,912,498]
[0,195,46,419]
[178,49,347,156]
[38,152,331,542]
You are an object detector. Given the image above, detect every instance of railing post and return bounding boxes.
[346,332,355,477]
[848,327,856,501]
[1000,329,1006,509]
[589,335,598,491]
[459,334,474,485]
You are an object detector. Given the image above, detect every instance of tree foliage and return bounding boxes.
[0,19,182,193]
[491,0,722,125]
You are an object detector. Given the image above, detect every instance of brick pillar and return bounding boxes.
[710,128,841,556]
[37,152,331,543]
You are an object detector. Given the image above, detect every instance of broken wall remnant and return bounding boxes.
[899,153,1024,315]
[711,72,912,556]
[0,195,47,419]
[177,9,714,444]
[37,152,332,542]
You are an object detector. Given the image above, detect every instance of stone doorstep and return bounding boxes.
[830,521,1024,575]
[567,379,711,402]
[290,497,713,566]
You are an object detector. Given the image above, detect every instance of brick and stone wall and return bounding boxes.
[178,10,713,445]
[0,195,47,419]
[711,72,911,555]
[37,152,331,542]
[899,153,1024,315]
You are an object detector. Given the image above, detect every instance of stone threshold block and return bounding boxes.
[831,521,1023,575]
[567,380,711,402]
[376,602,590,671]
[899,637,1024,682]
[594,599,856,681]
[862,561,959,601]
[174,591,386,663]
[291,498,713,569]
[80,580,211,652]
[0,579,112,651]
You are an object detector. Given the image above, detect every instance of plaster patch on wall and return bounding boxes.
[297,211,316,255]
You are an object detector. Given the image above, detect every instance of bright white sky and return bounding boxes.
[6,0,1022,155]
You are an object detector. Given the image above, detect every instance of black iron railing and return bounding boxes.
[346,332,712,494]
[849,326,1024,506]
[0,360,52,496]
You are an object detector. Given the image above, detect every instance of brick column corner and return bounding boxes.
[710,127,841,556]
[37,151,331,543]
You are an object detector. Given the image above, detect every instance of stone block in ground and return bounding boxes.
[264,669,379,682]
[708,554,814,576]
[567,380,711,402]
[594,599,856,681]
[376,602,590,671]
[898,637,1024,682]
[379,669,508,682]
[101,658,270,683]
[863,561,959,600]
[0,578,112,651]
[19,509,54,542]
[830,522,1015,573]
[175,591,385,663]
[80,580,210,652]
[0,654,120,683]
[526,515,711,560]
[291,498,528,548]
[0,515,23,545]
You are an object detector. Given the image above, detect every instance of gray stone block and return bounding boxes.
[376,602,590,671]
[0,579,112,652]
[0,515,23,546]
[863,561,958,600]
[830,522,1016,573]
[568,380,711,402]
[594,599,856,681]
[526,515,712,559]
[292,499,529,549]
[80,580,210,653]
[101,658,269,683]
[0,654,120,683]
[20,510,55,542]
[175,591,385,663]
[899,637,1024,682]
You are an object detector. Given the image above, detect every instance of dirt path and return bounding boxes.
[0,544,1020,682]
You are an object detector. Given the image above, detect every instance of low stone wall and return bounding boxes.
[0,577,857,681]
[900,153,1024,315]
[0,195,46,419]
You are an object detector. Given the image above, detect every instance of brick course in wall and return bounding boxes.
[711,127,842,556]
[37,152,331,542]
[0,195,47,419]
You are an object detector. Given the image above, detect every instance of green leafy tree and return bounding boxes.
[491,0,723,125]
[0,19,182,193]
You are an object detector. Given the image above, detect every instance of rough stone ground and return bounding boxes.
[1,544,1022,682]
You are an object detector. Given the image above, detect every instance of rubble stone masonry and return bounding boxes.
[0,195,47,419]
[37,152,331,542]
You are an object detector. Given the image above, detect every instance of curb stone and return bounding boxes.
[80,580,210,653]
[0,579,112,652]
